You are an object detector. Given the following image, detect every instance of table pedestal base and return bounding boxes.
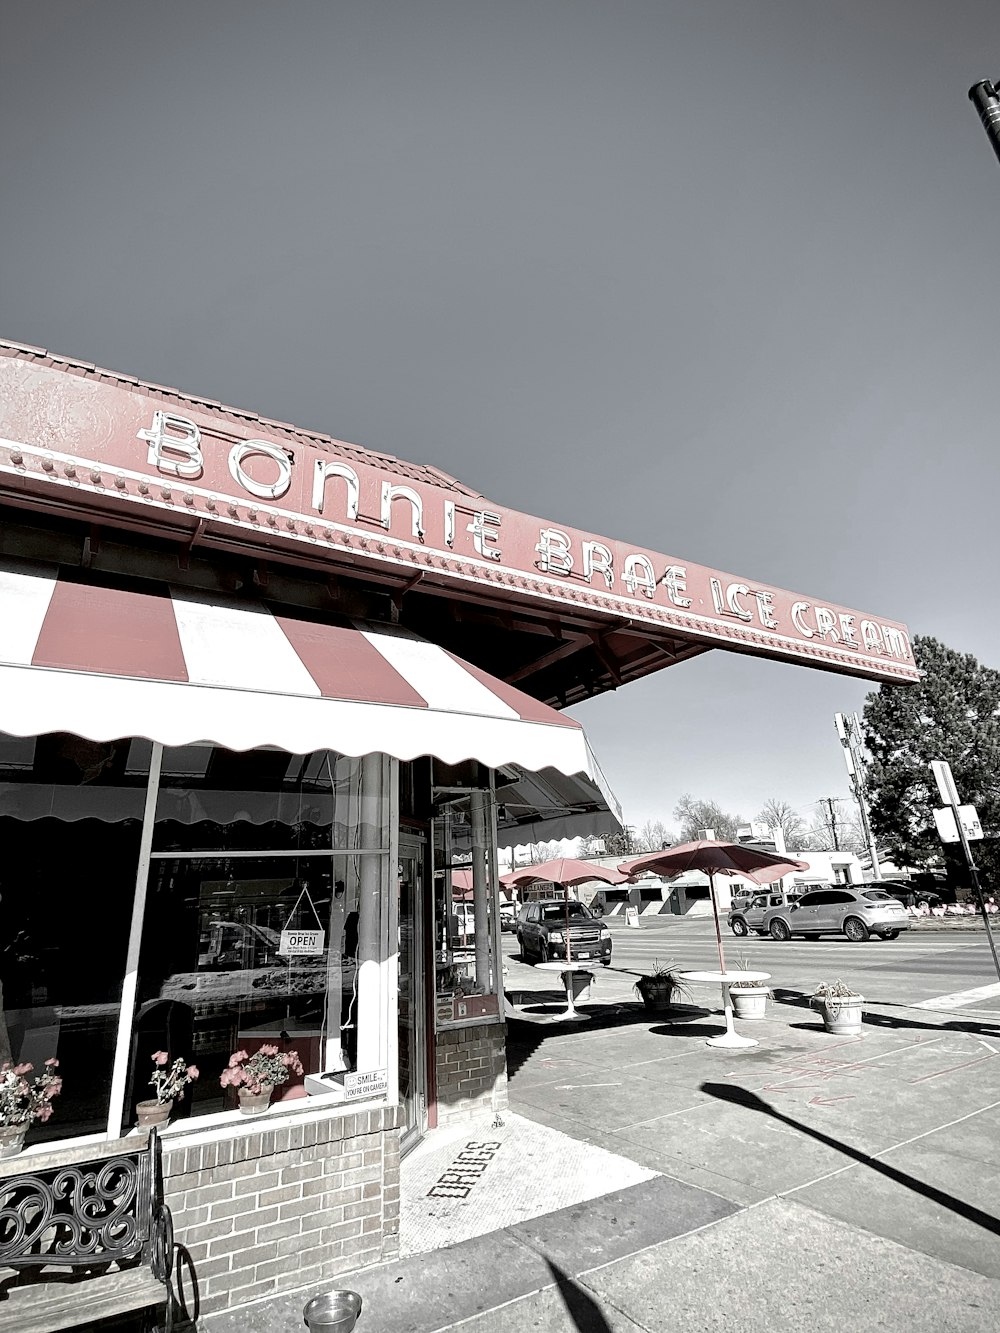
[707,1029,757,1048]
[550,1008,591,1023]
[533,962,594,1022]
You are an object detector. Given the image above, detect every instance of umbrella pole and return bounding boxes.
[564,886,571,966]
[708,872,727,975]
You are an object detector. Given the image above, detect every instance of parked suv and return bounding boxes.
[763,886,910,942]
[516,900,612,965]
[728,890,802,937]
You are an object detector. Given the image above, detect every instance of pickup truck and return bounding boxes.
[516,899,612,965]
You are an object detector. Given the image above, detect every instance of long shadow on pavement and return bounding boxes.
[546,1260,613,1333]
[701,1081,1000,1238]
[505,1004,708,1079]
[773,986,1000,1039]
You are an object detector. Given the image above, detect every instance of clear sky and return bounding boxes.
[3,2,999,835]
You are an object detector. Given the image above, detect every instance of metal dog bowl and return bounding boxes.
[303,1289,363,1332]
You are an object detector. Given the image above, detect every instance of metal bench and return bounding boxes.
[0,1127,174,1332]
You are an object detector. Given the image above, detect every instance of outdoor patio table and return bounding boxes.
[678,969,771,1049]
[534,961,595,1022]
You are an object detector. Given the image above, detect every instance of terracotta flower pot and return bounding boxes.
[561,969,594,1002]
[136,1099,172,1128]
[0,1124,28,1159]
[635,977,678,1013]
[819,995,864,1035]
[728,985,769,1020]
[238,1085,274,1115]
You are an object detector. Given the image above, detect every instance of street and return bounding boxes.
[503,913,1000,1014]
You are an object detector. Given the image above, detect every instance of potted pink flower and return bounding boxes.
[220,1045,304,1115]
[0,1058,62,1157]
[136,1050,199,1128]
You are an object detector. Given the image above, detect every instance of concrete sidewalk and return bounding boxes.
[210,990,1000,1332]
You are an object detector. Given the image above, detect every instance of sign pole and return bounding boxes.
[949,799,1000,984]
[930,761,1000,984]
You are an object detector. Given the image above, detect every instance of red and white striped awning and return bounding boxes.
[0,560,605,780]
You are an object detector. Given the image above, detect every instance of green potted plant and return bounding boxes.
[220,1045,304,1114]
[0,1057,61,1157]
[136,1050,200,1128]
[633,961,689,1013]
[727,957,770,1019]
[812,979,864,1035]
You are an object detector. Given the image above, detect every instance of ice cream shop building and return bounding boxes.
[0,340,917,1320]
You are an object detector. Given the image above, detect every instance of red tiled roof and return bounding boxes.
[0,338,484,499]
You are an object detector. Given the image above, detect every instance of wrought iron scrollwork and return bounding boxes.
[1,1155,145,1268]
[0,1133,163,1272]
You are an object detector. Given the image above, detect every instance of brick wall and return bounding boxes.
[434,1022,507,1127]
[164,1104,401,1321]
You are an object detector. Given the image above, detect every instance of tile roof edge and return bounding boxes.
[0,338,483,499]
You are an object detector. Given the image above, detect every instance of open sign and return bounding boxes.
[278,928,325,957]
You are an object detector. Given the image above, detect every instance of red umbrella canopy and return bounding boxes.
[500,858,631,889]
[449,868,474,900]
[619,840,808,885]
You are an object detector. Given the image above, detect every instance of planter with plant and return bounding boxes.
[220,1045,304,1114]
[727,957,770,1019]
[0,1057,62,1157]
[136,1050,200,1128]
[633,962,690,1013]
[812,980,864,1034]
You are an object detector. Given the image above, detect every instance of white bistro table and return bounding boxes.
[678,969,771,1048]
[534,961,595,1022]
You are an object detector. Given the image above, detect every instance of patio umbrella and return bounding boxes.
[500,858,630,965]
[618,841,808,975]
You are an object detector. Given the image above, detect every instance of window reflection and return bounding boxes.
[0,733,143,1144]
[153,746,382,852]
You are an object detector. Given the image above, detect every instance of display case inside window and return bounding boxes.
[431,770,502,1029]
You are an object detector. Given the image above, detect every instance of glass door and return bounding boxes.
[397,838,427,1153]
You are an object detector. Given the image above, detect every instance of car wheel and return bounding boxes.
[843,917,870,942]
[538,941,549,964]
[730,918,749,937]
[769,919,791,941]
[601,958,612,967]
[883,929,900,940]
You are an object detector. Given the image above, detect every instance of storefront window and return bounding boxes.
[0,732,146,1144]
[128,849,388,1127]
[117,748,392,1130]
[432,771,501,1028]
[153,747,385,853]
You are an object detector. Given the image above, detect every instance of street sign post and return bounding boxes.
[930,760,961,808]
[933,805,984,844]
[928,761,1000,983]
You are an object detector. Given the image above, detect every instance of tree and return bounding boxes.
[673,794,744,843]
[634,819,674,852]
[755,799,808,850]
[863,636,1000,877]
[602,827,638,858]
[800,800,866,855]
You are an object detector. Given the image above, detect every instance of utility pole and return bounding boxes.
[822,797,841,851]
[835,711,882,879]
[969,80,1000,167]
